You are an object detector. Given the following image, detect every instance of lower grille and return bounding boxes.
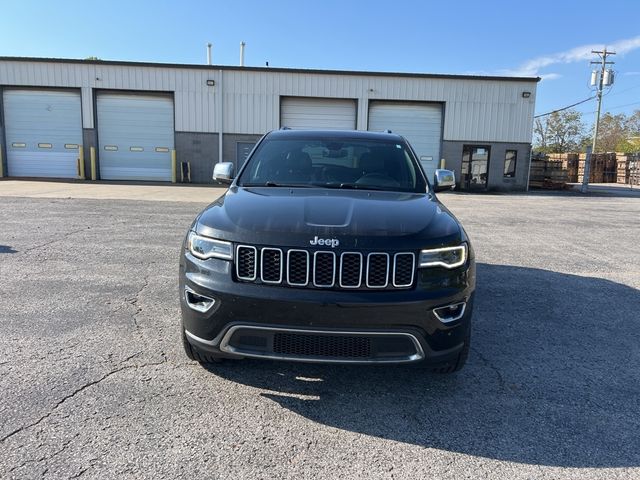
[273,333,371,358]
[220,326,425,363]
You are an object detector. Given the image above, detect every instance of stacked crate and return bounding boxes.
[603,153,617,183]
[616,154,629,184]
[630,154,640,186]
[528,156,546,188]
[547,153,579,182]
[529,154,569,189]
[578,153,616,183]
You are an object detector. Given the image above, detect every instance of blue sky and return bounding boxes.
[1,0,639,122]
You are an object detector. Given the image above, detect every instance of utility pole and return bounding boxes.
[582,48,615,193]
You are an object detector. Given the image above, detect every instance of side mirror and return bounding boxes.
[433,169,456,192]
[213,162,234,184]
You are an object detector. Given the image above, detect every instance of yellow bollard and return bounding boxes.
[171,149,177,184]
[0,145,4,178]
[78,146,85,179]
[90,147,97,181]
[440,158,446,169]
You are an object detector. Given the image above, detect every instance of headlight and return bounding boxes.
[187,232,233,260]
[419,244,467,269]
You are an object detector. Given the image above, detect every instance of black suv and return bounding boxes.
[179,129,475,373]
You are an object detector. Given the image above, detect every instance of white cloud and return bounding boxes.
[540,73,562,81]
[502,35,640,78]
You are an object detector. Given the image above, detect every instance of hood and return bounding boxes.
[196,186,462,250]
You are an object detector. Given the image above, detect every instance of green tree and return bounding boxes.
[623,110,640,152]
[583,110,640,153]
[596,113,627,152]
[534,109,584,153]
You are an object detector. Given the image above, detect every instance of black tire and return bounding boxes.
[430,329,470,374]
[181,328,223,364]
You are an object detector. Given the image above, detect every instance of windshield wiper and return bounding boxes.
[313,182,388,191]
[242,181,313,188]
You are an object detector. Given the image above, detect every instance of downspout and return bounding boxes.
[218,69,223,164]
[525,145,532,192]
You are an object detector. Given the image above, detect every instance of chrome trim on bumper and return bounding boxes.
[184,286,216,313]
[184,329,218,346]
[433,301,467,323]
[216,325,426,364]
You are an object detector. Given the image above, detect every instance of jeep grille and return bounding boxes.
[235,245,415,290]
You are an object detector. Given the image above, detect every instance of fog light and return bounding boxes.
[184,286,216,313]
[433,302,466,323]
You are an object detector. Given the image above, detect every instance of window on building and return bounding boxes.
[504,150,517,178]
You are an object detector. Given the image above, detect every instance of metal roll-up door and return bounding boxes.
[368,102,442,179]
[97,93,174,181]
[281,97,356,130]
[3,89,82,178]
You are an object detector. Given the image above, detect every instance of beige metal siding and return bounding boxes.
[0,60,537,142]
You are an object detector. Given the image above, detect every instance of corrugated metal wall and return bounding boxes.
[0,60,537,143]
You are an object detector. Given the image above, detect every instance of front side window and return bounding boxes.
[237,137,427,193]
[504,150,517,178]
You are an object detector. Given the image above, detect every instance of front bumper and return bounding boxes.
[179,251,475,365]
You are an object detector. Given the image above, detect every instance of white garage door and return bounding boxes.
[97,93,174,181]
[368,102,442,179]
[3,89,82,178]
[281,97,356,130]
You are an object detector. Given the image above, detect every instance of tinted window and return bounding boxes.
[238,137,426,192]
[504,150,517,178]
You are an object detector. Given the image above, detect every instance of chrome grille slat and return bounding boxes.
[286,249,309,286]
[339,252,363,288]
[236,245,257,281]
[261,247,283,284]
[366,252,390,288]
[313,251,336,288]
[393,252,416,287]
[235,246,414,290]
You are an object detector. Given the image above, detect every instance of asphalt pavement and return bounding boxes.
[0,185,639,479]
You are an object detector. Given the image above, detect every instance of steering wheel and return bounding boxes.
[355,172,401,187]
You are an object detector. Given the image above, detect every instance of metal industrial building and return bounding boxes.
[0,57,539,191]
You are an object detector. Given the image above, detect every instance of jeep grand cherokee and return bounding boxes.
[179,129,475,373]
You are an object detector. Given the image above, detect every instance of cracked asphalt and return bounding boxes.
[0,189,639,479]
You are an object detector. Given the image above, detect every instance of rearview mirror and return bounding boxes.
[213,162,234,184]
[433,169,456,192]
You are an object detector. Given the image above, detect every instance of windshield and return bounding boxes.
[237,136,427,193]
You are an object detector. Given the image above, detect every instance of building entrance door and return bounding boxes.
[461,145,490,190]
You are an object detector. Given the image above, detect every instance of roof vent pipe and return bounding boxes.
[207,43,212,65]
[240,42,245,67]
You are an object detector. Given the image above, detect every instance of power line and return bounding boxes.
[606,100,640,111]
[603,81,640,98]
[534,96,595,118]
[576,100,640,117]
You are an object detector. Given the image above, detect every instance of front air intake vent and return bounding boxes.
[273,333,371,358]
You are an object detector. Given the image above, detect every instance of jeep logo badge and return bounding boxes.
[310,236,340,248]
